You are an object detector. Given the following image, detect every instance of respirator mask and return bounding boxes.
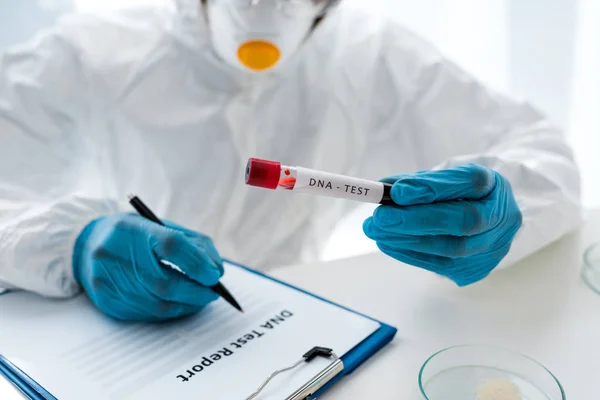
[204,0,332,72]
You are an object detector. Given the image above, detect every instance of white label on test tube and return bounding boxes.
[294,167,384,203]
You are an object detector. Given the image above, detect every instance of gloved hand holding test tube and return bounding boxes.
[245,158,523,288]
[245,158,394,205]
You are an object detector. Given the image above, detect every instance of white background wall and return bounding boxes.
[1,0,599,260]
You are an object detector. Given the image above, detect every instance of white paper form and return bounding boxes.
[0,263,380,400]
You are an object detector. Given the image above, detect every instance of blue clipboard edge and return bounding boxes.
[0,355,56,400]
[0,259,397,400]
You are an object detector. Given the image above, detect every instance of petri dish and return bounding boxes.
[417,345,565,400]
[582,242,600,294]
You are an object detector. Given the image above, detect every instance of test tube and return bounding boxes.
[245,158,394,205]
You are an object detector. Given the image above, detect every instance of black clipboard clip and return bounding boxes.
[245,346,344,400]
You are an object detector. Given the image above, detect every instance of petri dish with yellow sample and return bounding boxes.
[415,345,565,400]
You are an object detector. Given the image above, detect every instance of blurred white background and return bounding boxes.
[1,0,598,260]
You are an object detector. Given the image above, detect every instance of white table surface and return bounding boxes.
[2,210,599,399]
[270,209,600,399]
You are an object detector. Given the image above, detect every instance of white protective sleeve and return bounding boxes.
[370,24,582,268]
[0,22,119,297]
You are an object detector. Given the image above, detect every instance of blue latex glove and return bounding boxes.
[363,164,522,286]
[72,213,224,321]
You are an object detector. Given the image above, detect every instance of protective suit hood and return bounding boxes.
[173,0,205,23]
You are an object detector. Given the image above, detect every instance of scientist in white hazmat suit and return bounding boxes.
[0,0,581,321]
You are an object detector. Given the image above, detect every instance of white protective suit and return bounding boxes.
[0,0,581,298]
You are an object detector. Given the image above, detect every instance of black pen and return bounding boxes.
[128,194,243,313]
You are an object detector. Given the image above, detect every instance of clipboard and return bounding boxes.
[0,259,397,400]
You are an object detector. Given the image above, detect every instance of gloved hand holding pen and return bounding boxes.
[72,213,225,321]
[363,164,523,286]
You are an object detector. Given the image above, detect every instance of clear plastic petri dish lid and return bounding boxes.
[582,242,600,294]
[417,345,565,400]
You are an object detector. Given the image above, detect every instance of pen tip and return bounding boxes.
[128,194,135,200]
